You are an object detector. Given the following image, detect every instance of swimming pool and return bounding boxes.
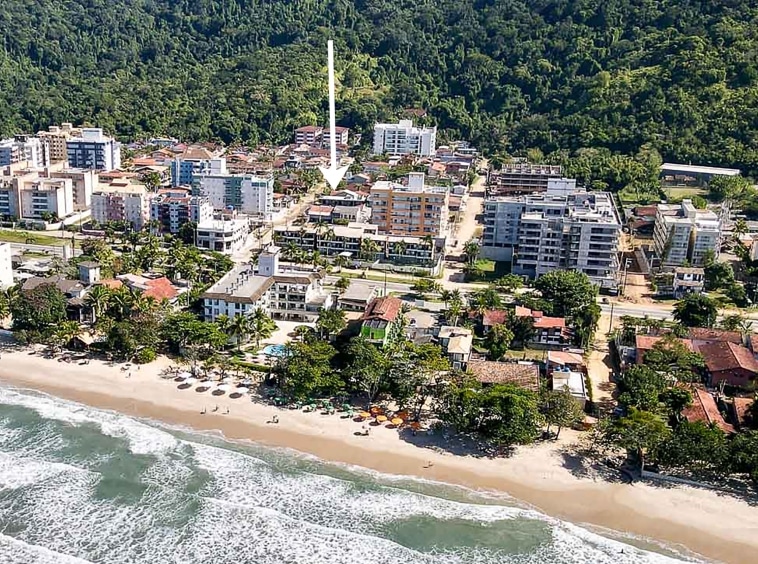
[261,344,288,357]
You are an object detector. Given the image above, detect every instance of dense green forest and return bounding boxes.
[2,1,758,172]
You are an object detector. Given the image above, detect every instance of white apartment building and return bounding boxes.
[201,246,332,323]
[66,128,121,171]
[170,146,227,186]
[192,173,274,218]
[0,242,14,288]
[373,120,436,157]
[48,168,97,211]
[294,126,323,146]
[150,191,214,234]
[18,178,74,220]
[91,181,150,230]
[487,164,564,196]
[370,173,448,237]
[482,185,621,289]
[37,124,82,162]
[0,136,48,169]
[196,218,249,255]
[0,171,74,220]
[653,200,721,266]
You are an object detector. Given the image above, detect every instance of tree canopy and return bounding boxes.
[3,1,758,173]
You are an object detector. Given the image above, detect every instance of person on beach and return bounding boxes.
[212,405,219,412]
[200,407,206,414]
[224,407,229,414]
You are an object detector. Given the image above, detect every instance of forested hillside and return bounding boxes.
[2,0,758,171]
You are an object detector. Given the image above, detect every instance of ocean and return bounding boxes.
[0,386,701,564]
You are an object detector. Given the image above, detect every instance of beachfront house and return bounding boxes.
[360,296,403,346]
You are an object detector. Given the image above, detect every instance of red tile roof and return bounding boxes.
[515,306,565,329]
[307,205,334,216]
[482,309,508,327]
[682,388,735,434]
[362,296,402,323]
[97,279,123,290]
[733,397,753,428]
[295,126,322,133]
[142,277,178,301]
[634,335,696,351]
[698,341,758,374]
[688,327,743,345]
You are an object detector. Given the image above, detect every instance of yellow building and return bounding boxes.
[369,173,448,237]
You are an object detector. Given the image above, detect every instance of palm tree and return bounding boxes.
[392,240,408,260]
[463,239,480,266]
[335,276,350,294]
[249,308,276,348]
[215,314,232,337]
[84,285,111,320]
[359,238,380,261]
[316,308,347,339]
[446,301,463,327]
[229,314,250,350]
[333,254,350,272]
[421,234,435,262]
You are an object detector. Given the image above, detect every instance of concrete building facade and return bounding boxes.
[192,173,274,217]
[150,192,214,234]
[652,200,721,267]
[196,218,249,255]
[66,128,121,171]
[373,120,436,157]
[482,185,621,289]
[49,168,97,211]
[91,181,150,230]
[0,136,48,169]
[170,147,226,186]
[487,164,564,196]
[369,173,448,237]
[37,124,82,163]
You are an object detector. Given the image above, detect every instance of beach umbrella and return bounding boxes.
[391,418,403,426]
[184,377,198,385]
[217,384,232,392]
[409,421,422,430]
[178,371,193,379]
[241,379,253,386]
[358,411,371,419]
[376,415,388,423]
[235,386,250,394]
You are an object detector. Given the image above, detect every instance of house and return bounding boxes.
[21,275,92,323]
[360,296,403,346]
[552,368,589,408]
[547,350,586,374]
[404,310,438,343]
[682,387,735,434]
[468,360,540,392]
[515,306,570,348]
[634,334,696,364]
[699,341,758,388]
[116,274,180,303]
[728,397,754,430]
[482,309,508,333]
[438,326,473,370]
[672,267,705,297]
[338,283,379,313]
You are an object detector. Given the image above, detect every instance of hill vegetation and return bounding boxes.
[2,1,758,172]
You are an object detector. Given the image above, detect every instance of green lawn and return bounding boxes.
[664,186,708,199]
[0,229,64,246]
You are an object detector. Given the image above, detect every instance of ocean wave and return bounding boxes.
[0,532,95,564]
[0,386,699,563]
[0,386,178,455]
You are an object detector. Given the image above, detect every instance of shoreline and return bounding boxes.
[1,351,756,563]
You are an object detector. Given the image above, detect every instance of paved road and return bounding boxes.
[10,242,82,258]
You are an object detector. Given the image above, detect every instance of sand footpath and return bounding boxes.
[1,348,756,563]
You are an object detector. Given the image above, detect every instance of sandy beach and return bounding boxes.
[1,348,756,564]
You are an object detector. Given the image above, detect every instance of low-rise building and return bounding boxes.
[321,126,349,147]
[273,223,438,267]
[201,246,331,323]
[338,282,379,312]
[438,326,473,370]
[682,387,735,434]
[294,126,323,146]
[468,361,540,391]
[515,306,570,348]
[700,341,758,389]
[116,273,180,303]
[653,200,721,267]
[196,218,249,255]
[360,296,403,346]
[672,267,705,297]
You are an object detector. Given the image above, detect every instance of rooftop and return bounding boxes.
[682,387,735,434]
[698,341,758,374]
[362,296,402,323]
[201,264,274,304]
[660,163,741,176]
[468,361,540,391]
